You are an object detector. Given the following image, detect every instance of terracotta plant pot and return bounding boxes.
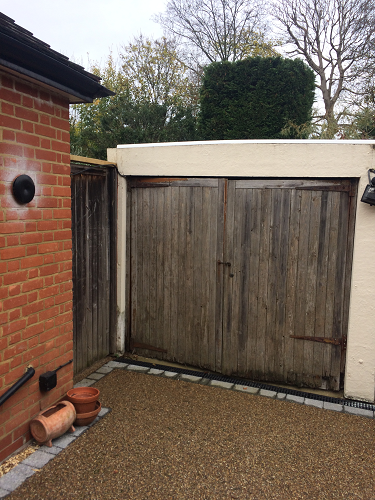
[30,401,76,447]
[66,387,100,414]
[75,400,102,426]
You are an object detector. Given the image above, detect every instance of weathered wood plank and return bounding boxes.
[91,176,100,364]
[284,189,301,385]
[170,179,219,188]
[209,184,220,371]
[246,188,261,379]
[330,191,350,390]
[191,184,212,369]
[130,187,138,350]
[99,175,105,358]
[254,188,271,380]
[162,186,172,361]
[222,180,236,375]
[312,190,331,387]
[132,188,140,345]
[228,184,241,375]
[186,185,195,366]
[148,188,158,355]
[215,180,225,373]
[85,177,93,371]
[80,174,87,371]
[101,172,110,357]
[322,191,340,384]
[141,188,151,349]
[199,186,210,368]
[303,191,322,387]
[293,190,311,387]
[175,187,187,363]
[170,186,180,361]
[134,188,145,347]
[70,155,116,166]
[155,186,165,358]
[236,179,351,191]
[236,186,249,376]
[274,188,291,380]
[264,188,282,380]
[125,181,132,352]
[128,177,218,188]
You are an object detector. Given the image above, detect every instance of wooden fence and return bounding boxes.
[71,158,117,374]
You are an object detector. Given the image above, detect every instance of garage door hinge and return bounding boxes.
[290,336,347,348]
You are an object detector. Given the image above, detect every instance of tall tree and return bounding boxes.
[121,35,199,109]
[154,0,275,72]
[272,0,375,136]
[70,38,200,159]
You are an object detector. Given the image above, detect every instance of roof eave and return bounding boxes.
[0,28,114,103]
[0,59,114,103]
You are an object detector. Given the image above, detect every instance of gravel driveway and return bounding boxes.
[7,369,375,500]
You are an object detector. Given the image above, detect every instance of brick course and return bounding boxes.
[0,71,73,463]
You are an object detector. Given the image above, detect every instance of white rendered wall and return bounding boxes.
[108,140,375,402]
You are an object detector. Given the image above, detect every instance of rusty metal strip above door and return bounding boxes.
[290,335,347,348]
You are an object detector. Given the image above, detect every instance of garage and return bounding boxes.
[127,175,356,391]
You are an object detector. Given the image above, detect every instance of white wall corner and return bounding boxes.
[344,170,375,402]
[115,168,126,353]
[107,148,117,164]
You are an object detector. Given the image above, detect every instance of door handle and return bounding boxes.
[217,260,231,267]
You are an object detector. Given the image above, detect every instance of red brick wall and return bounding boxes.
[0,71,73,462]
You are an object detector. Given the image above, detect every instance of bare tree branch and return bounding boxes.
[154,0,268,71]
[272,0,375,133]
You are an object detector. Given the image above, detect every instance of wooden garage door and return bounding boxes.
[128,177,224,371]
[128,177,356,390]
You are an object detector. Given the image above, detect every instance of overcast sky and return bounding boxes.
[1,0,165,69]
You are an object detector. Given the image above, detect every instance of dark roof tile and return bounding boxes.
[0,12,114,103]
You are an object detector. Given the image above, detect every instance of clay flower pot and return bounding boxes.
[30,401,76,447]
[66,387,100,414]
[75,400,102,426]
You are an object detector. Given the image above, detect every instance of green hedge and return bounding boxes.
[198,57,315,140]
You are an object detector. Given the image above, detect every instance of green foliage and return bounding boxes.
[70,97,198,160]
[330,108,375,140]
[70,39,200,160]
[198,57,315,140]
[120,36,198,108]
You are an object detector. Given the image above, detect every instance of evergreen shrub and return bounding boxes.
[199,57,315,140]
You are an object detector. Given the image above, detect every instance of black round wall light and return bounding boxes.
[12,175,35,204]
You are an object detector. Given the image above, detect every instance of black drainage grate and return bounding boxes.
[116,357,375,411]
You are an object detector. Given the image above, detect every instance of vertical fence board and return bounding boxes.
[284,190,301,385]
[247,189,261,378]
[275,189,291,380]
